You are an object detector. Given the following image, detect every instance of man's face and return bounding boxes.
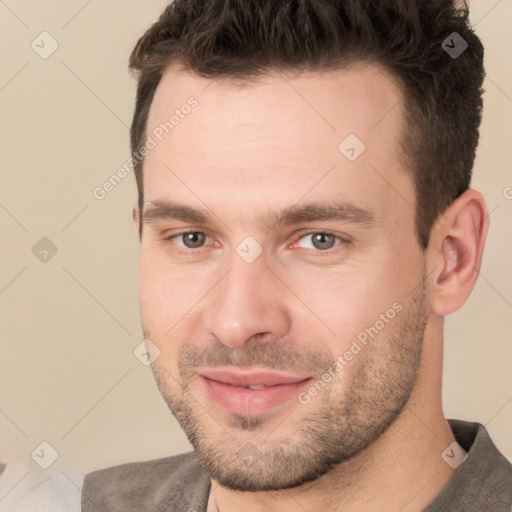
[138,63,430,491]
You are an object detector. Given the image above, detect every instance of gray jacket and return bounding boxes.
[82,420,512,511]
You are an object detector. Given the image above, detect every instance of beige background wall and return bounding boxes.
[1,0,511,490]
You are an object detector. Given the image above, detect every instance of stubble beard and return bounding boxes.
[150,280,429,492]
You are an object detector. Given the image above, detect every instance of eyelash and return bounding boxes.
[165,229,350,257]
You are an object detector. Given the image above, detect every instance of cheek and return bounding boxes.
[138,251,185,338]
[287,256,413,352]
[138,249,216,344]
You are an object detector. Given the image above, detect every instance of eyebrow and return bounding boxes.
[143,199,375,230]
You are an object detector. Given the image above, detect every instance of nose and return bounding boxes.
[206,253,291,349]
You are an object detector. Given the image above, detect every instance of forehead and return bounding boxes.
[147,62,404,149]
[142,62,414,234]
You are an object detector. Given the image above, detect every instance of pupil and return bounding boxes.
[184,232,205,248]
[313,233,334,250]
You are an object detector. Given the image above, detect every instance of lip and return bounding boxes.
[200,368,310,387]
[199,368,313,416]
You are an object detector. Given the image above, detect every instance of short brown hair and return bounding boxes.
[129,0,484,249]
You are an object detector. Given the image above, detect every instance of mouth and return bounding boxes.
[198,368,313,416]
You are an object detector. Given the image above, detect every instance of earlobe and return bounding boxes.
[429,189,489,316]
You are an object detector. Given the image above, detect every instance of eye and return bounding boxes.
[166,230,348,256]
[169,231,210,251]
[294,231,345,252]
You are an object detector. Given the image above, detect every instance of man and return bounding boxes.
[82,0,512,510]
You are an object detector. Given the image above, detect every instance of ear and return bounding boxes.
[427,189,489,316]
[132,205,140,234]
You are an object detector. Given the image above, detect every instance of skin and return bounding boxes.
[134,62,488,511]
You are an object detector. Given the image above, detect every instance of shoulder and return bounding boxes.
[426,419,512,511]
[83,450,202,484]
[449,419,512,478]
[0,456,80,512]
[82,451,210,512]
